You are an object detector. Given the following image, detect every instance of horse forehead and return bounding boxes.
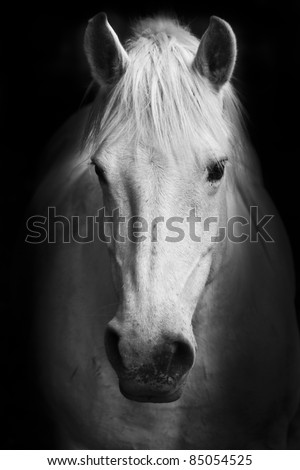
[104,153,206,212]
[108,134,224,168]
[100,141,222,203]
[123,161,199,198]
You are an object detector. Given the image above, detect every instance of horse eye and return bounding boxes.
[94,164,107,184]
[207,159,227,183]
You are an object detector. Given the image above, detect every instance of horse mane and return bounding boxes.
[82,16,260,180]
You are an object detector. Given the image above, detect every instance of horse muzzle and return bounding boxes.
[105,323,195,403]
[119,380,185,403]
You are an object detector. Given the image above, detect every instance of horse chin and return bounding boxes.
[119,382,184,403]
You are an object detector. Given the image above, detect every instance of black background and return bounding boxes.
[1,1,299,448]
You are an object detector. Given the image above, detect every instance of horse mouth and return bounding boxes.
[119,381,184,403]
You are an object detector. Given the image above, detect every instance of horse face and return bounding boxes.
[86,13,236,402]
[93,140,229,402]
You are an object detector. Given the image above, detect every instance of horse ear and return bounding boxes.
[193,16,237,90]
[84,12,129,87]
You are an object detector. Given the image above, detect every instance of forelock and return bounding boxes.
[83,17,246,169]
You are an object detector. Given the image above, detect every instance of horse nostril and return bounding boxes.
[104,325,124,374]
[105,325,195,383]
[167,339,195,377]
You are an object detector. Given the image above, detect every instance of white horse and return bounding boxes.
[30,13,300,449]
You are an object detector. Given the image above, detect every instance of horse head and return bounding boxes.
[84,13,237,402]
